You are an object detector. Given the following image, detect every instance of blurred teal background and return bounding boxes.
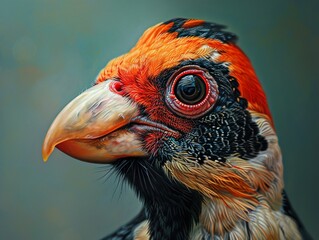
[1,0,318,239]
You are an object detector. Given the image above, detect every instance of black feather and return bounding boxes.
[109,158,202,240]
[163,18,237,43]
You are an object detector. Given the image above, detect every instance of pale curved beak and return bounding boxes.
[42,80,147,163]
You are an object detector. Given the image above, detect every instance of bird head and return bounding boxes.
[42,18,283,238]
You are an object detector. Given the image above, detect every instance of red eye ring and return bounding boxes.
[165,65,219,118]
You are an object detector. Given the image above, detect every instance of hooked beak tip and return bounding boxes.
[42,151,50,162]
[42,139,54,162]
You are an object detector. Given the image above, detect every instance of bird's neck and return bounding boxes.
[159,112,294,239]
[192,113,300,239]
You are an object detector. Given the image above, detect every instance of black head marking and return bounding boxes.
[163,18,237,43]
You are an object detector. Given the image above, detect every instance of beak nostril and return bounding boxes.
[110,81,125,95]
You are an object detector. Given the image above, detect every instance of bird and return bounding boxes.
[42,18,313,240]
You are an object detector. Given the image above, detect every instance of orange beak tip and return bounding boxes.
[42,144,54,163]
[42,156,49,163]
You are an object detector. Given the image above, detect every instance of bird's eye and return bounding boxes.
[175,74,206,105]
[166,66,219,118]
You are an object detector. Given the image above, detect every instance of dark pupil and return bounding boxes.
[175,74,206,104]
